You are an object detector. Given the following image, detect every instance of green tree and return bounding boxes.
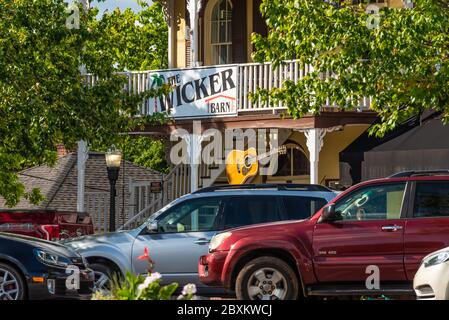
[86,1,170,173]
[252,0,449,136]
[93,136,169,173]
[87,1,168,71]
[121,137,168,174]
[0,0,168,206]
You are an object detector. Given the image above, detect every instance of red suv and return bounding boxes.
[199,171,449,300]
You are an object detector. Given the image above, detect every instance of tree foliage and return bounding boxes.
[119,137,168,174]
[92,135,169,173]
[0,0,169,206]
[87,1,168,71]
[252,0,449,136]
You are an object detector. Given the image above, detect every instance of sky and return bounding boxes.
[92,0,150,13]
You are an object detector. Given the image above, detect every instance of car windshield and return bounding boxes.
[137,199,180,229]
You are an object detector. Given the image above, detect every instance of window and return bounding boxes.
[211,0,232,65]
[334,183,406,221]
[414,182,449,218]
[222,196,279,229]
[274,142,309,177]
[283,196,328,220]
[157,198,222,233]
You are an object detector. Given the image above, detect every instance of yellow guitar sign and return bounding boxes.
[225,146,287,185]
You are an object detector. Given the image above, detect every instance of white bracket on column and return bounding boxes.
[77,140,89,212]
[186,0,202,67]
[297,126,342,184]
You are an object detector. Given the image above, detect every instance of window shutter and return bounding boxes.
[232,0,247,63]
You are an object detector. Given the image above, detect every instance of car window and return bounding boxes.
[156,197,222,233]
[414,182,449,218]
[282,196,327,219]
[334,183,406,221]
[222,196,279,229]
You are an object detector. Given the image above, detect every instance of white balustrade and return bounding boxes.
[84,60,371,118]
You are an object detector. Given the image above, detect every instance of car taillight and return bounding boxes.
[39,225,60,241]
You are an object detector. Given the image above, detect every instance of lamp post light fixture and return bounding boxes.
[105,145,122,232]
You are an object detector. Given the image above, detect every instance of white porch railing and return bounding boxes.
[119,164,191,230]
[84,60,371,117]
[238,61,310,111]
[119,159,227,231]
[85,192,117,233]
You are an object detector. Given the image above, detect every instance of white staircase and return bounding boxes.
[119,161,225,230]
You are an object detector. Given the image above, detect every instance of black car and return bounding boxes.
[0,232,94,300]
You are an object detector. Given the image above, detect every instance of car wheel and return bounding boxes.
[236,256,299,300]
[0,263,26,300]
[90,263,116,292]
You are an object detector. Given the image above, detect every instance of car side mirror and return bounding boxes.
[320,204,337,222]
[146,221,158,233]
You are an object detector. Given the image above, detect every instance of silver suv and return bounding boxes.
[63,184,337,294]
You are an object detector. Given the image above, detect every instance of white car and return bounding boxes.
[414,247,449,300]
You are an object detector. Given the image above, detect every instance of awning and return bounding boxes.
[339,113,449,186]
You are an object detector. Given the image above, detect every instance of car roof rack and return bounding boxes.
[193,183,332,193]
[388,170,449,178]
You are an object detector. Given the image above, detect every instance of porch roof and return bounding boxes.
[135,110,378,136]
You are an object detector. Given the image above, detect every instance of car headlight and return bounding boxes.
[209,232,232,252]
[34,249,71,268]
[423,251,449,268]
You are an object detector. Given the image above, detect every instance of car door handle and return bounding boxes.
[381,225,403,232]
[194,238,211,245]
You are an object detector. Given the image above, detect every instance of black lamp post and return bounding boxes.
[105,145,122,232]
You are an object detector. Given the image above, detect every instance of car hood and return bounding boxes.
[226,218,308,234]
[216,219,312,252]
[0,232,80,258]
[61,229,138,251]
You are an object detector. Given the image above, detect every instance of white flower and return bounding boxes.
[182,283,197,296]
[147,272,162,282]
[137,272,162,292]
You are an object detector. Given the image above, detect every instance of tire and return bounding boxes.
[89,263,118,292]
[235,256,299,300]
[0,262,26,300]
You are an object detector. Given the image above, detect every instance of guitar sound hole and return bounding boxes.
[244,156,252,168]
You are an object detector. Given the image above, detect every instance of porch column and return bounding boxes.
[304,129,325,185]
[300,126,343,185]
[77,140,89,212]
[77,2,89,213]
[187,0,202,67]
[187,121,203,192]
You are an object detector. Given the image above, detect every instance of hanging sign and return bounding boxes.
[147,65,238,118]
[150,182,163,193]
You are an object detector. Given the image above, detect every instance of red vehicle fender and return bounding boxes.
[221,233,317,290]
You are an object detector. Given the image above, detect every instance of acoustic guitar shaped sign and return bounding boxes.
[225,146,287,185]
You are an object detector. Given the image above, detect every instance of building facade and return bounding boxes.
[163,0,406,69]
[81,0,413,224]
[131,0,417,189]
[78,0,412,223]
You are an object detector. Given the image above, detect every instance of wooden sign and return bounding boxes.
[150,182,163,193]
